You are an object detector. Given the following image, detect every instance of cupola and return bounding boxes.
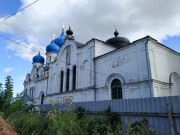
[32,52,45,68]
[46,36,60,64]
[106,28,130,48]
[46,40,60,53]
[54,28,65,47]
[66,25,75,40]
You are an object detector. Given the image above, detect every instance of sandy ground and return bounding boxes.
[0,117,17,135]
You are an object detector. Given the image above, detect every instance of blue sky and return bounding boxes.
[0,0,22,17]
[0,0,30,96]
[0,0,180,96]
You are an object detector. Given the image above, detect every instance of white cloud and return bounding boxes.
[4,67,13,73]
[6,39,45,61]
[1,0,180,59]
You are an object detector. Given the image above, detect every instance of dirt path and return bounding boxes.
[0,117,17,135]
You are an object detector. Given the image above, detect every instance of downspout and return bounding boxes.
[93,39,97,101]
[46,77,48,96]
[94,59,96,101]
[145,36,153,97]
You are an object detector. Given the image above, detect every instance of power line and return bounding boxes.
[0,34,42,53]
[0,35,109,76]
[0,0,40,24]
[0,0,44,53]
[57,60,108,76]
[0,0,109,76]
[56,54,109,77]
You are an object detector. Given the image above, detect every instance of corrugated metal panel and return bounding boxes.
[37,96,180,134]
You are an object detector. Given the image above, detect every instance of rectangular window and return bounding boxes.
[66,69,70,91]
[60,71,64,92]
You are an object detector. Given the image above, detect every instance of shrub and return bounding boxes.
[86,112,121,135]
[44,108,85,135]
[6,111,45,135]
[5,107,155,135]
[123,118,155,135]
[75,106,86,119]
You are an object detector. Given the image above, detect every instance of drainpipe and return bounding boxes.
[93,39,97,101]
[94,59,96,101]
[145,36,153,97]
[46,76,48,96]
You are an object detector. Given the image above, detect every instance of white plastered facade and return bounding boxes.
[24,36,180,105]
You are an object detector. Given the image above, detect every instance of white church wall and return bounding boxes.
[57,41,84,91]
[46,64,54,95]
[170,75,180,96]
[148,40,180,97]
[96,88,108,101]
[38,89,95,104]
[95,40,151,100]
[34,79,47,104]
[123,84,150,99]
[80,41,95,89]
[30,68,37,81]
[48,41,78,94]
[46,52,58,64]
[35,40,96,104]
[26,67,41,101]
[34,79,47,98]
[47,62,63,95]
[57,45,69,92]
[94,40,116,57]
[24,81,35,99]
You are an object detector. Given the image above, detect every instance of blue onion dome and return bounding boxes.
[46,40,60,53]
[54,29,65,47]
[32,52,45,64]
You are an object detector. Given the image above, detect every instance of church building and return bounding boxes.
[24,26,180,105]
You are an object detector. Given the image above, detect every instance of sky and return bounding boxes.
[0,0,180,96]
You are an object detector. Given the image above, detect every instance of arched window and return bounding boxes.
[32,88,34,99]
[30,89,32,99]
[111,79,122,99]
[66,46,71,65]
[30,87,34,99]
[170,72,180,96]
[72,66,76,90]
[66,68,70,91]
[60,71,64,92]
[41,94,44,104]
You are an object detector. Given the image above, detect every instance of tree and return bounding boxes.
[4,76,14,104]
[0,83,3,91]
[0,83,4,111]
[6,91,27,117]
[0,76,27,117]
[0,76,14,113]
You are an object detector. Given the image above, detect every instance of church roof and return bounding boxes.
[105,29,130,48]
[95,35,180,60]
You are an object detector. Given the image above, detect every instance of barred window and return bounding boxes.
[60,71,64,92]
[66,68,70,91]
[72,66,76,90]
[111,79,122,99]
[41,94,44,104]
